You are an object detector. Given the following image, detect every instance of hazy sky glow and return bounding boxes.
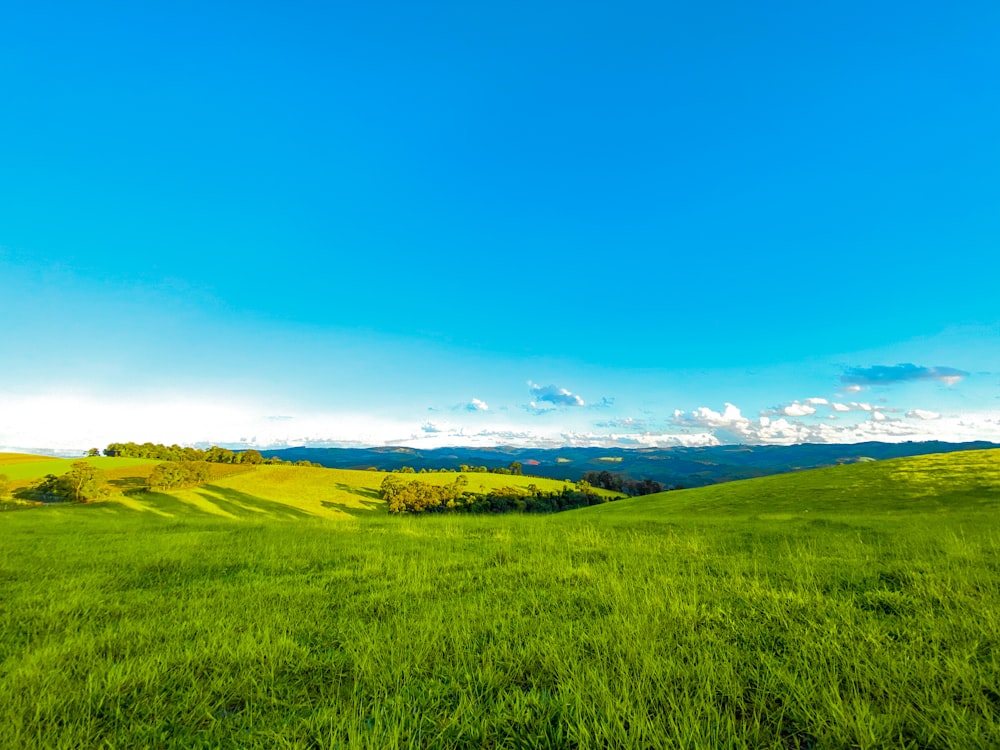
[2,1,999,453]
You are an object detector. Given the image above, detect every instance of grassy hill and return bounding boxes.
[116,465,611,520]
[1,450,998,748]
[585,447,1000,520]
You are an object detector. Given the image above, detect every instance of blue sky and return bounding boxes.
[2,0,998,452]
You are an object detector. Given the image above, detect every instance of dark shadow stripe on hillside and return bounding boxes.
[320,497,384,517]
[100,486,320,520]
[334,483,381,501]
[191,485,318,520]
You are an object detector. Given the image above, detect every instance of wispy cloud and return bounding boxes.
[594,417,647,430]
[842,363,969,387]
[588,396,616,410]
[524,403,556,415]
[527,382,585,407]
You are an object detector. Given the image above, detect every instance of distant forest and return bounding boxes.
[260,441,1000,489]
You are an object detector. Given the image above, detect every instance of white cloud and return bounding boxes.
[686,403,750,429]
[672,403,755,442]
[783,402,816,417]
[806,397,829,405]
[845,384,863,392]
[466,398,489,412]
[557,431,721,448]
[660,397,1000,447]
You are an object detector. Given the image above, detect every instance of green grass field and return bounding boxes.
[1,450,998,748]
[0,454,157,482]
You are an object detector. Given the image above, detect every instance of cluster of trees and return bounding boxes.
[582,471,668,496]
[103,441,325,467]
[459,462,523,475]
[104,442,267,464]
[392,461,524,475]
[381,475,616,515]
[25,462,108,503]
[146,461,212,490]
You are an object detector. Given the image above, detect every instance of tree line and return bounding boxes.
[390,461,524,475]
[380,475,617,514]
[581,470,670,496]
[103,442,267,464]
[102,441,322,467]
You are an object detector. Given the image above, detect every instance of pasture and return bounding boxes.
[1,450,998,748]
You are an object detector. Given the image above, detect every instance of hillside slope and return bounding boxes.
[579,447,1000,521]
[119,465,619,520]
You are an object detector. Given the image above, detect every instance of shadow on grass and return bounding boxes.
[108,476,148,492]
[102,484,320,520]
[194,484,317,520]
[314,483,386,517]
[320,497,385,517]
[334,483,381,501]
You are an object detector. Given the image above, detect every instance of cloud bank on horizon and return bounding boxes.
[2,357,998,454]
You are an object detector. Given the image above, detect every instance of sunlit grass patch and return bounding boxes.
[0,455,158,484]
[0,452,56,466]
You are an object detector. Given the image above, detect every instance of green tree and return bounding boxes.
[239,449,263,465]
[147,463,185,490]
[509,461,523,475]
[147,461,211,490]
[64,461,107,503]
[35,463,107,503]
[204,446,235,463]
[85,448,101,457]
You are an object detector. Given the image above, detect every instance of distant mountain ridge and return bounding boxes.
[261,441,1000,489]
